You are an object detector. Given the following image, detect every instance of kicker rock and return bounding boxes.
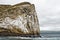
[0,2,40,36]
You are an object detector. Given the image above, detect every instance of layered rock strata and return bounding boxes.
[0,2,40,37]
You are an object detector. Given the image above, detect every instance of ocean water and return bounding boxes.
[0,31,60,40]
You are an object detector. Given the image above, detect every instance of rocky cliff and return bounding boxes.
[0,2,40,37]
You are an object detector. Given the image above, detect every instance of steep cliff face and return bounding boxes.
[0,2,40,36]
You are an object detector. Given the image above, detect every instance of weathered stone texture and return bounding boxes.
[0,2,40,36]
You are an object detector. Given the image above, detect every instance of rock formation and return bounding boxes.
[0,2,40,37]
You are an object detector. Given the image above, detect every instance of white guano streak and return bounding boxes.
[0,16,29,33]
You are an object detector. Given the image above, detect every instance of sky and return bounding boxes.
[0,0,60,31]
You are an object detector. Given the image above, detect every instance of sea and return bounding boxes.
[0,31,60,40]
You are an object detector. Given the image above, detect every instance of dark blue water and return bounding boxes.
[0,31,60,40]
[41,31,60,38]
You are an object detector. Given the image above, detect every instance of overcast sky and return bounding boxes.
[0,0,60,31]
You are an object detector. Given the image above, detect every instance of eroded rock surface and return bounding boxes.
[0,2,40,36]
